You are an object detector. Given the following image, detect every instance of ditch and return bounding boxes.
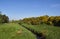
[20,24,46,39]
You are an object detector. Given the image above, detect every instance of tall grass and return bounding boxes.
[0,23,36,39]
[21,23,60,39]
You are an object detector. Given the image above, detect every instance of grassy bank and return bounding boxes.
[0,23,36,39]
[21,23,60,39]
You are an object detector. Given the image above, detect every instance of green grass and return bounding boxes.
[21,23,60,39]
[0,23,36,39]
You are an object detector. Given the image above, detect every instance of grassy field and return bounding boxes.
[0,23,60,39]
[21,23,60,39]
[0,23,36,39]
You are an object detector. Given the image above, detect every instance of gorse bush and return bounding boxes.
[19,15,60,26]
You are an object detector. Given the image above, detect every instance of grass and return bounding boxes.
[0,23,36,39]
[21,23,60,39]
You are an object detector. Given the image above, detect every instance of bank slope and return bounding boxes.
[20,24,60,39]
[0,23,36,39]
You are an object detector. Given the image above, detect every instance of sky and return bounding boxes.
[0,0,60,20]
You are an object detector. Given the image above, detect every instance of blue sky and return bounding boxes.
[0,0,60,20]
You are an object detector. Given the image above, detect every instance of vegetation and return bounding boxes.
[0,12,9,23]
[0,23,36,39]
[20,15,60,26]
[0,12,60,39]
[20,23,60,39]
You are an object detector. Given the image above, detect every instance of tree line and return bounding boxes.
[1,11,59,26]
[19,15,60,26]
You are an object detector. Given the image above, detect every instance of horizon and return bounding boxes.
[0,0,60,20]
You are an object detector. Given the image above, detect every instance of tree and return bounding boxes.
[0,12,9,23]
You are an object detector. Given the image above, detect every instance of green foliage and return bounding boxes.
[20,15,60,26]
[0,13,9,23]
[52,16,60,26]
